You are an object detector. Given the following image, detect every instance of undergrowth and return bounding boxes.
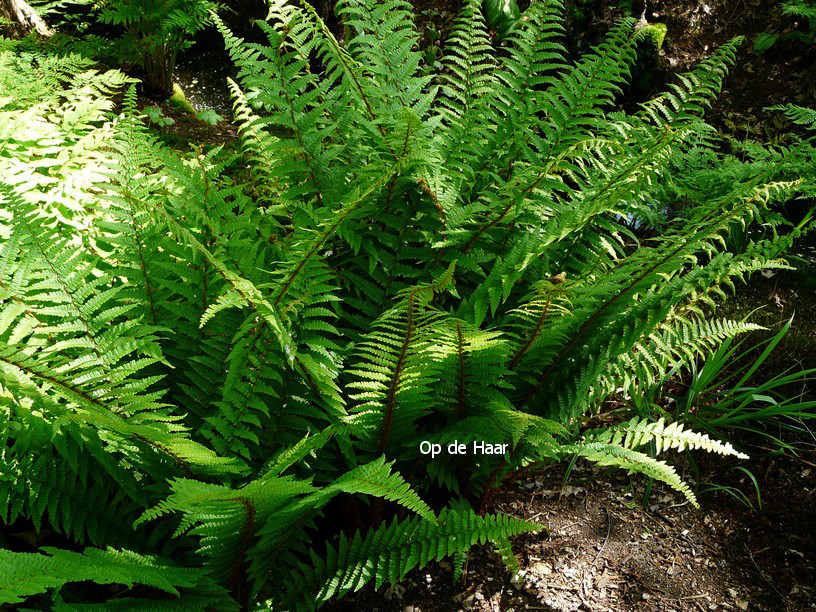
[1,0,815,608]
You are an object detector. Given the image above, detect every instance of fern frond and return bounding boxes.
[347,264,455,455]
[589,417,749,458]
[570,442,699,506]
[281,508,542,609]
[570,417,749,507]
[768,103,816,130]
[0,547,234,608]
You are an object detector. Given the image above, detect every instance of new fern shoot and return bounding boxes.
[0,0,810,608]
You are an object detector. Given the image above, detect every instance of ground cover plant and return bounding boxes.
[1,0,815,609]
[94,0,219,96]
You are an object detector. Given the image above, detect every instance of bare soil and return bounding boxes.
[611,0,816,137]
[327,452,816,611]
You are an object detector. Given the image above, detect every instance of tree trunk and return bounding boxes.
[0,0,51,39]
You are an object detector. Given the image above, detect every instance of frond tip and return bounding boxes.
[571,418,749,507]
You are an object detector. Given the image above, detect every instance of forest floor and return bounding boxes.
[323,268,816,612]
[638,0,816,139]
[327,452,816,611]
[324,260,816,612]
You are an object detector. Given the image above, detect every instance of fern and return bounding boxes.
[569,417,748,507]
[282,509,541,610]
[0,547,234,608]
[94,0,219,96]
[769,103,816,130]
[1,3,812,609]
[782,0,816,40]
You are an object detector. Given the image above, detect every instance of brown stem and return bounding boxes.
[509,298,551,370]
[462,166,553,254]
[383,115,413,214]
[226,497,257,609]
[417,177,447,229]
[455,321,466,419]
[376,269,453,455]
[475,457,507,516]
[295,355,321,400]
[376,291,417,455]
[132,433,194,479]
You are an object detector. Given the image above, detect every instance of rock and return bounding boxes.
[531,561,553,575]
